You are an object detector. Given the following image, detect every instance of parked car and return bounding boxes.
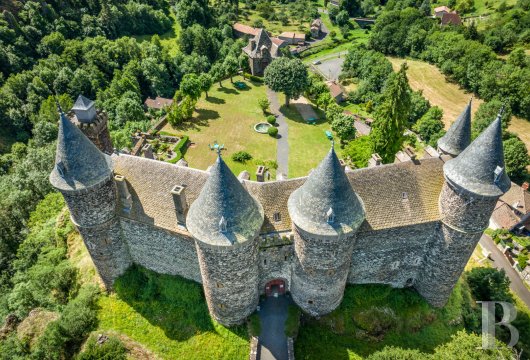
[313,60,321,65]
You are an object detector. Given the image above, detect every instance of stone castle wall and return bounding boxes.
[119,218,202,283]
[349,222,440,288]
[258,244,294,294]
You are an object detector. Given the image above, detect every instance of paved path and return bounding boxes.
[258,294,290,360]
[266,88,289,178]
[312,55,346,81]
[479,234,530,308]
[291,96,319,121]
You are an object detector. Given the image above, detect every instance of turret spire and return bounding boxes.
[437,98,472,156]
[49,112,112,192]
[186,156,264,245]
[443,111,510,197]
[288,147,365,235]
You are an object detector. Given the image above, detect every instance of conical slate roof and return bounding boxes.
[186,155,264,246]
[288,146,365,236]
[49,112,113,192]
[444,114,511,197]
[437,99,472,156]
[72,95,94,111]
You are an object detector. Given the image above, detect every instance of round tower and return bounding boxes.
[416,115,510,306]
[437,98,472,157]
[50,113,131,289]
[288,146,365,316]
[186,154,264,326]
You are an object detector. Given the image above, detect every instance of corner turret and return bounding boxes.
[50,112,131,288]
[288,145,365,315]
[437,99,472,157]
[416,113,510,306]
[187,154,264,326]
[68,95,114,154]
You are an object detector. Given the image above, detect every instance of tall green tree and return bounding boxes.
[370,63,412,163]
[503,137,530,178]
[264,58,309,106]
[180,73,202,101]
[198,73,212,99]
[223,55,239,83]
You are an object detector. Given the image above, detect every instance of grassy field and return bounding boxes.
[238,3,310,35]
[388,57,530,163]
[280,103,334,178]
[432,0,517,16]
[97,266,249,360]
[161,79,277,180]
[295,281,469,359]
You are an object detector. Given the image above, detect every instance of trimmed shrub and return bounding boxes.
[267,127,278,137]
[77,335,127,360]
[266,115,276,125]
[232,151,253,163]
[168,136,189,164]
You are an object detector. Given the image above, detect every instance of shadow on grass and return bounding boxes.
[218,87,238,95]
[196,108,220,121]
[295,283,465,359]
[206,96,225,104]
[114,265,248,342]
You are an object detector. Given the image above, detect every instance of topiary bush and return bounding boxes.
[231,151,253,163]
[266,115,276,125]
[268,127,278,137]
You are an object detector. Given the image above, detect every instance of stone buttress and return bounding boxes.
[50,113,132,289]
[416,115,510,306]
[186,155,264,326]
[287,146,365,316]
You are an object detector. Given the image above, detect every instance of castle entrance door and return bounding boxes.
[265,279,285,297]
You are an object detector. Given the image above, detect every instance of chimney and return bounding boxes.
[256,165,265,182]
[405,146,417,161]
[171,185,188,225]
[142,144,154,159]
[523,182,529,192]
[339,159,346,171]
[250,39,256,50]
[368,153,382,167]
[114,175,132,213]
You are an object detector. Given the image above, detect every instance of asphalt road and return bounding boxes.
[258,294,290,360]
[312,55,346,81]
[479,234,530,309]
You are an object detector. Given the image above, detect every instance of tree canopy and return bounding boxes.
[264,58,309,106]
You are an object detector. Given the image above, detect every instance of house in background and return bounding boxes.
[310,18,322,38]
[440,12,462,26]
[232,23,260,38]
[242,29,287,76]
[278,31,306,45]
[144,96,173,110]
[490,182,530,235]
[434,5,451,17]
[326,80,345,103]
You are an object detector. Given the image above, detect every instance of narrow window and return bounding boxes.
[273,212,281,222]
[308,300,313,305]
[264,259,267,265]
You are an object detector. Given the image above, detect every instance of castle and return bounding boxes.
[50,96,510,326]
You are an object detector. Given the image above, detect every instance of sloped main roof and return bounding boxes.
[186,156,264,246]
[50,113,112,192]
[288,147,365,236]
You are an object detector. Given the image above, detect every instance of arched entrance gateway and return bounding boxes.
[265,279,286,297]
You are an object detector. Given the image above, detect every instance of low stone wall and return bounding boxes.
[287,337,295,360]
[249,336,260,360]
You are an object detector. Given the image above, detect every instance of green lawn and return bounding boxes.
[281,104,334,178]
[162,79,277,180]
[238,3,311,35]
[295,281,470,359]
[97,266,249,360]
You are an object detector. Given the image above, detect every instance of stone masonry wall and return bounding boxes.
[258,244,294,294]
[119,218,202,283]
[195,238,260,326]
[349,222,439,288]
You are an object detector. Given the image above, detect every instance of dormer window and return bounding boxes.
[326,208,335,224]
[494,166,504,185]
[273,212,281,222]
[56,161,66,177]
[219,216,227,233]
